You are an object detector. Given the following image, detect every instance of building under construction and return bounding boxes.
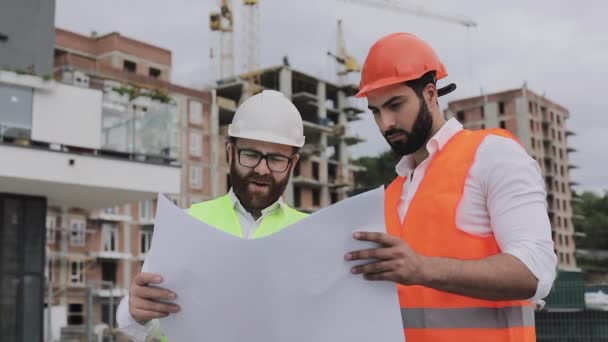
[445,86,578,270]
[215,68,364,211]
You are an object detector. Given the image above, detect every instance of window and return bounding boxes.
[499,120,506,129]
[529,101,533,113]
[102,303,119,326]
[140,230,153,255]
[123,60,136,72]
[139,200,153,221]
[190,166,202,189]
[46,215,56,244]
[294,187,301,208]
[561,166,565,177]
[189,101,203,125]
[312,188,321,206]
[530,120,534,131]
[101,223,119,252]
[69,218,86,246]
[566,253,571,265]
[558,234,563,245]
[104,206,118,215]
[531,138,535,149]
[331,192,339,204]
[101,261,117,283]
[312,161,320,180]
[70,261,85,285]
[68,303,84,325]
[559,149,564,159]
[557,115,562,125]
[149,67,161,78]
[480,106,485,119]
[481,124,486,129]
[498,101,505,114]
[456,111,465,122]
[189,132,202,156]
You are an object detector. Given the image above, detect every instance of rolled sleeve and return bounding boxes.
[480,136,558,300]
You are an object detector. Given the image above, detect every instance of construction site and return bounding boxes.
[1,0,607,341]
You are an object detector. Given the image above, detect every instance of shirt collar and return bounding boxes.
[395,118,463,177]
[228,188,284,217]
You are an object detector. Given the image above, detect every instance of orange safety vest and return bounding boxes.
[385,128,536,342]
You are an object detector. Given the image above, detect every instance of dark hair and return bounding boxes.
[228,136,299,154]
[405,71,437,98]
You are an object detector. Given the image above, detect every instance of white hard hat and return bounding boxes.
[228,90,305,147]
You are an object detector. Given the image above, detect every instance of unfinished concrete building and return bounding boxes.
[446,86,577,270]
[215,67,364,212]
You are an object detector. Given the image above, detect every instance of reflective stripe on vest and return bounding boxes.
[401,306,535,329]
[385,128,536,342]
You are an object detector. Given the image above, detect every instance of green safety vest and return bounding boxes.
[161,194,308,342]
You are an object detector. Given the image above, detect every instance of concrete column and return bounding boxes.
[317,81,330,207]
[279,68,295,206]
[59,206,68,306]
[337,90,349,200]
[210,89,220,198]
[122,221,131,289]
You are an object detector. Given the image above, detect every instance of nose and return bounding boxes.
[376,110,396,132]
[253,157,271,175]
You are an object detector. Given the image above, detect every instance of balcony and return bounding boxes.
[94,287,128,298]
[89,251,132,260]
[0,70,180,208]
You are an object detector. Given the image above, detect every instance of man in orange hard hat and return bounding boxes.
[345,33,556,341]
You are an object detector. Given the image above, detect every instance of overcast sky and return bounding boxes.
[55,0,608,193]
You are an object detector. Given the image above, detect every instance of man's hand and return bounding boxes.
[129,272,181,325]
[345,232,428,285]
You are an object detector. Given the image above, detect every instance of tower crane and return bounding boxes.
[210,0,235,79]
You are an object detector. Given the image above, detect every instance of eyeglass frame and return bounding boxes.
[230,144,298,173]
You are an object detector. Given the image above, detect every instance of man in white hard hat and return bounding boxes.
[116,90,308,342]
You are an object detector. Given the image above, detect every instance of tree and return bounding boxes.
[572,190,608,272]
[353,150,402,190]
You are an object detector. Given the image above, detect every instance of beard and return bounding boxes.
[383,97,434,156]
[230,159,290,211]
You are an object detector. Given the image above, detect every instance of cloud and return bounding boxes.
[55,0,608,191]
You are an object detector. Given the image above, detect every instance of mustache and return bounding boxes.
[383,128,410,139]
[246,172,274,184]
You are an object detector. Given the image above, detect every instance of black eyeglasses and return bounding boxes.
[233,146,296,173]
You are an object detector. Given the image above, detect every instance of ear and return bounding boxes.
[290,154,300,172]
[423,83,439,110]
[226,143,233,165]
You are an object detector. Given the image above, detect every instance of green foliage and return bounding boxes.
[112,86,172,103]
[573,191,608,250]
[353,150,402,189]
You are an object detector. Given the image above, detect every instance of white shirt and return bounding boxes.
[396,118,557,301]
[116,190,284,341]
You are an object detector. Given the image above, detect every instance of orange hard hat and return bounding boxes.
[356,32,455,98]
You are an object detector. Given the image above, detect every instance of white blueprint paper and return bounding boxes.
[145,187,404,342]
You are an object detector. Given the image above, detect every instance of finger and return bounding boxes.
[133,285,176,301]
[135,273,163,286]
[131,308,170,322]
[345,246,397,261]
[132,297,181,314]
[351,260,399,275]
[353,232,401,246]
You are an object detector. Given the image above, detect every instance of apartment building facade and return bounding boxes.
[446,86,577,269]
